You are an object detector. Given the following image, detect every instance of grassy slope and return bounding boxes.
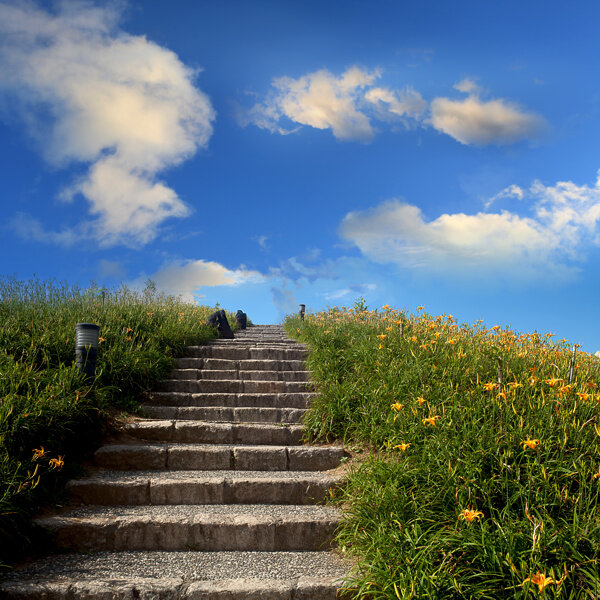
[286,305,600,599]
[0,276,240,568]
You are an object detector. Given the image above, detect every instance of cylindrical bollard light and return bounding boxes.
[76,323,99,379]
[299,304,306,320]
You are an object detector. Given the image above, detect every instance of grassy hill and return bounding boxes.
[286,302,600,599]
[0,276,239,568]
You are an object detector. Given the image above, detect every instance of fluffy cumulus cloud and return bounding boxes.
[0,0,214,246]
[340,170,600,279]
[240,66,427,141]
[241,67,543,146]
[132,259,265,303]
[429,81,545,145]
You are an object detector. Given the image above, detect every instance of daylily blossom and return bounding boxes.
[377,334,387,340]
[483,382,498,391]
[394,443,411,452]
[523,572,557,593]
[422,416,440,426]
[544,378,563,387]
[522,438,540,450]
[416,396,427,405]
[32,447,46,460]
[391,402,404,412]
[49,456,64,470]
[459,508,484,523]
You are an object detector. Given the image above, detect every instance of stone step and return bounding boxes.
[144,392,317,409]
[122,421,304,445]
[67,471,344,505]
[186,347,308,361]
[169,369,311,382]
[95,443,345,471]
[35,504,341,551]
[177,358,307,371]
[141,405,306,423]
[0,551,349,600]
[157,379,313,394]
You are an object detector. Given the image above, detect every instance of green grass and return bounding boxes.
[0,275,242,568]
[286,302,600,598]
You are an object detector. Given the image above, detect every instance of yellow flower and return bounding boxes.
[410,336,417,342]
[592,466,600,480]
[416,396,427,405]
[377,334,387,340]
[577,392,590,401]
[391,402,405,412]
[125,337,132,342]
[381,305,391,310]
[393,443,411,452]
[49,456,64,470]
[523,572,556,593]
[32,447,46,460]
[507,382,522,390]
[522,438,540,450]
[544,378,563,387]
[419,344,428,350]
[98,337,106,343]
[147,312,153,316]
[386,326,393,332]
[557,384,572,395]
[529,377,537,385]
[483,382,498,391]
[417,305,424,310]
[446,338,456,345]
[497,391,507,401]
[459,508,484,523]
[126,327,133,333]
[378,343,384,350]
[491,325,500,331]
[422,416,440,426]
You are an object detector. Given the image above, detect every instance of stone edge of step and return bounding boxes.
[0,575,350,600]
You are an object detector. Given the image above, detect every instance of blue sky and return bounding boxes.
[2,0,600,352]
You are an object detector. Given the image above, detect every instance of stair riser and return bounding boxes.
[157,381,312,394]
[177,358,307,371]
[169,370,311,382]
[124,422,304,445]
[68,479,340,505]
[141,406,306,423]
[95,445,346,471]
[0,578,344,599]
[186,348,308,361]
[37,519,338,552]
[144,393,315,409]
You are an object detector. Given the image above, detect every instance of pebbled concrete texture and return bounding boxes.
[1,325,351,599]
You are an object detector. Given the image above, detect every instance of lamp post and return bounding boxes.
[76,323,99,380]
[299,304,306,320]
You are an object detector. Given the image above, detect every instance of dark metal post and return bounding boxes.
[76,323,99,380]
[299,304,306,321]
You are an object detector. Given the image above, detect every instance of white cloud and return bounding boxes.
[485,184,524,209]
[364,86,426,123]
[340,171,600,279]
[453,78,481,94]
[132,259,266,303]
[0,0,214,247]
[429,94,545,145]
[240,66,379,141]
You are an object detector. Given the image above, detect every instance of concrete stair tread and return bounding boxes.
[144,392,317,408]
[71,469,344,481]
[1,550,350,588]
[39,503,341,520]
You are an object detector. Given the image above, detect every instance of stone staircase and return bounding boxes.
[2,324,351,599]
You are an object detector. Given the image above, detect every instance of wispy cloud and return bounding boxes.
[0,0,214,247]
[340,170,600,280]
